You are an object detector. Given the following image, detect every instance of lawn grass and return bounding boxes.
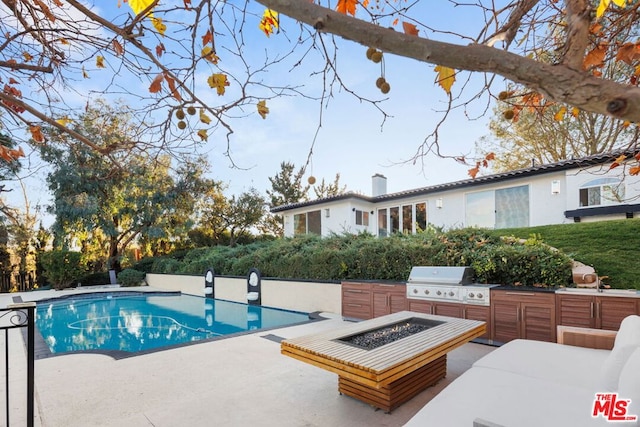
[489,219,640,289]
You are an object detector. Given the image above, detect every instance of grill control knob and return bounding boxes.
[477,293,483,299]
[412,288,418,294]
[424,289,430,295]
[448,291,454,297]
[468,292,475,298]
[436,290,442,296]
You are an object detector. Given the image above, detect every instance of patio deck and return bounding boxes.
[1,290,494,427]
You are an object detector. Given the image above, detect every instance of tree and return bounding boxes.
[312,173,347,199]
[42,102,212,272]
[200,187,266,247]
[3,0,640,173]
[478,98,639,172]
[264,162,310,236]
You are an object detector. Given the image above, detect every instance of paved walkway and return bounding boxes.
[2,290,494,426]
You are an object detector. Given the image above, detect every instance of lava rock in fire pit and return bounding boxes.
[340,318,441,350]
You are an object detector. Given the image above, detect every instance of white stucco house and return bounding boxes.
[271,151,640,237]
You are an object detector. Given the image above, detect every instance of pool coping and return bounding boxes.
[14,291,326,360]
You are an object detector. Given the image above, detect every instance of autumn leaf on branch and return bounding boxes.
[554,106,567,122]
[199,109,211,124]
[609,154,627,170]
[402,22,419,37]
[202,30,213,46]
[96,56,106,68]
[163,72,181,102]
[29,126,45,143]
[257,100,269,119]
[336,0,357,16]
[55,117,73,126]
[207,73,229,95]
[596,0,628,19]
[434,65,456,94]
[112,40,125,56]
[468,163,480,179]
[197,129,208,141]
[630,166,640,176]
[259,9,279,37]
[0,145,25,162]
[583,44,607,71]
[149,73,163,93]
[201,46,219,64]
[616,43,640,65]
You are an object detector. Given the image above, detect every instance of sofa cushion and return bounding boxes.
[599,345,639,391]
[598,315,640,392]
[614,315,640,348]
[404,366,611,427]
[618,347,640,427]
[472,339,610,390]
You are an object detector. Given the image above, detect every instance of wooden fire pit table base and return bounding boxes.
[281,311,485,412]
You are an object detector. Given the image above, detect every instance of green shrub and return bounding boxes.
[40,250,86,290]
[117,268,146,287]
[78,271,110,286]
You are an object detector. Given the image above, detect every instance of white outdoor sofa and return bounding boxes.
[404,315,640,427]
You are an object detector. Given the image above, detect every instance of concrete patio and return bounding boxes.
[1,290,494,427]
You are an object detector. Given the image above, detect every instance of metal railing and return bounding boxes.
[1,303,35,427]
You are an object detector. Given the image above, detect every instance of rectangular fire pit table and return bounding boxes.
[281,311,486,412]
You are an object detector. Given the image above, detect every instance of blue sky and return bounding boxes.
[3,0,501,221]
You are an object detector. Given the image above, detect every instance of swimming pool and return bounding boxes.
[35,292,310,356]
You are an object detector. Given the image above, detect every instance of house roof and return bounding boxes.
[270,150,637,213]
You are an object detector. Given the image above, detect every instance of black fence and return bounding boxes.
[0,272,37,293]
[1,303,35,427]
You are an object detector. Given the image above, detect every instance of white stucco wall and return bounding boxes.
[146,273,342,314]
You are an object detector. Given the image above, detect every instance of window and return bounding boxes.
[390,207,400,233]
[416,202,427,232]
[378,209,387,237]
[466,185,529,229]
[293,210,321,235]
[402,205,412,233]
[378,203,427,236]
[355,210,369,226]
[579,178,625,207]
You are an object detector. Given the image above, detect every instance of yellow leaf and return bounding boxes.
[554,107,567,121]
[56,117,73,126]
[201,46,219,64]
[612,0,626,6]
[22,52,33,62]
[207,73,229,96]
[197,129,208,141]
[151,17,166,36]
[596,0,609,18]
[257,100,269,119]
[259,9,279,37]
[571,107,579,117]
[623,120,631,127]
[96,56,105,68]
[434,65,456,94]
[128,0,155,16]
[199,109,211,124]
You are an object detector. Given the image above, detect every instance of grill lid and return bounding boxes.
[407,266,475,285]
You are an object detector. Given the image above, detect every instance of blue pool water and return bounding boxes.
[35,292,309,355]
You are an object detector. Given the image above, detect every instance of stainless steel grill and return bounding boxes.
[406,266,496,306]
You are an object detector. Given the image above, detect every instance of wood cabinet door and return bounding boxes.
[342,283,372,320]
[556,294,595,328]
[598,297,638,330]
[491,300,519,343]
[521,301,556,342]
[389,293,407,314]
[407,300,433,314]
[464,305,491,339]
[372,292,391,318]
[433,302,463,318]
